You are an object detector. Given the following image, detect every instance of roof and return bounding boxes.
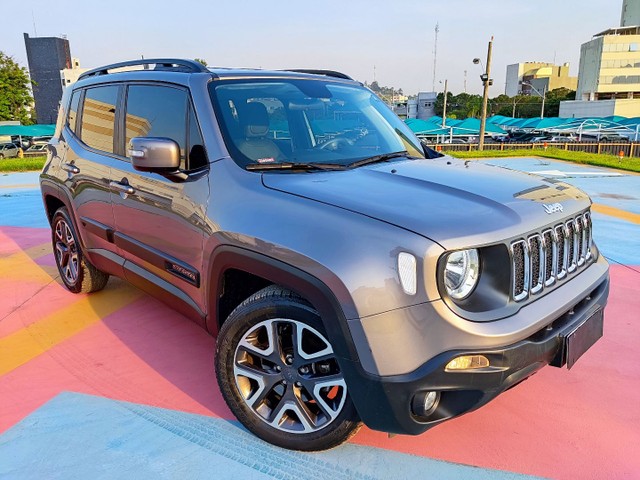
[594,25,640,37]
[77,59,356,84]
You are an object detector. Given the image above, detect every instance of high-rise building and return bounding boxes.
[23,33,72,124]
[621,0,640,27]
[505,62,577,97]
[560,0,640,117]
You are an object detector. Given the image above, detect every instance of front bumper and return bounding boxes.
[341,272,609,435]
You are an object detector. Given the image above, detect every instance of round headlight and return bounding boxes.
[444,249,480,300]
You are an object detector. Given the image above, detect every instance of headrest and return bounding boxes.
[242,102,270,138]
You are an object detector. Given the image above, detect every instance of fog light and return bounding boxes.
[445,355,490,372]
[411,391,440,417]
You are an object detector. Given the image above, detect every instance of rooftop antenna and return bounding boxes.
[432,22,439,91]
[31,10,38,37]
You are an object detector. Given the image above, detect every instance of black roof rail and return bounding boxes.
[282,69,354,81]
[78,58,210,81]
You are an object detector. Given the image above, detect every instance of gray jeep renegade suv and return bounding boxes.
[40,59,609,451]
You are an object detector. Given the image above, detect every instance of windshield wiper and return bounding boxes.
[246,162,346,172]
[347,151,411,168]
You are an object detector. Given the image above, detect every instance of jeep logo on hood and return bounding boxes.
[543,203,564,214]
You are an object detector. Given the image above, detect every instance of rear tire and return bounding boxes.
[51,207,109,293]
[216,285,361,451]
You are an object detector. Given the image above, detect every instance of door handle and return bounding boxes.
[109,181,135,195]
[61,163,80,174]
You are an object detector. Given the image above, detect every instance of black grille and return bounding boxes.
[529,235,543,294]
[576,219,584,266]
[556,225,566,279]
[511,211,593,302]
[543,230,554,285]
[512,241,527,300]
[566,221,576,272]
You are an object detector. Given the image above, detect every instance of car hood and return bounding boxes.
[261,156,591,249]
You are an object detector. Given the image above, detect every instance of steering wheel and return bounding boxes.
[318,137,354,150]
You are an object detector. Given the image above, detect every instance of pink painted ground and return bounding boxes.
[1,226,638,479]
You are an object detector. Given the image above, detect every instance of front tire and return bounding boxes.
[51,207,109,293]
[216,286,361,451]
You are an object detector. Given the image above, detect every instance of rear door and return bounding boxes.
[60,85,122,258]
[110,83,210,315]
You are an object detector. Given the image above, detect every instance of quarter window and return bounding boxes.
[67,90,81,133]
[80,86,119,154]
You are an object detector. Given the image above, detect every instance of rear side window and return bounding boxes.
[125,85,187,168]
[67,90,81,133]
[80,86,119,154]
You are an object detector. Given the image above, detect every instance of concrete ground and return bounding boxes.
[0,158,638,479]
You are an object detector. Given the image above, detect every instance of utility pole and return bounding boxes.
[432,23,439,92]
[441,79,448,128]
[478,36,493,151]
[540,85,546,119]
[464,70,467,93]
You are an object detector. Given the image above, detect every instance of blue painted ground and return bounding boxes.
[0,172,47,228]
[0,392,540,480]
[481,158,640,266]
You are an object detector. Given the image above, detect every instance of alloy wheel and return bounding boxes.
[54,218,79,284]
[233,318,347,434]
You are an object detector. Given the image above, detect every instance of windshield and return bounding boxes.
[209,79,424,168]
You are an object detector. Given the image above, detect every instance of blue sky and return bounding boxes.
[4,0,621,95]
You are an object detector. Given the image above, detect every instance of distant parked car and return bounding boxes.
[549,135,577,143]
[531,136,552,143]
[0,143,19,159]
[599,134,630,143]
[26,144,48,153]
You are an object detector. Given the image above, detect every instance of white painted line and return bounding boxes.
[532,169,624,177]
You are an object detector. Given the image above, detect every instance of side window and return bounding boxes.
[80,86,119,154]
[125,85,187,168]
[67,90,81,133]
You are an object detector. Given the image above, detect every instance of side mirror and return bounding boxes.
[421,140,443,159]
[129,137,180,173]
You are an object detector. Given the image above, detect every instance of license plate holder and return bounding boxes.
[564,309,604,369]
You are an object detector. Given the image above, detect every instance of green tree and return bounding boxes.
[544,88,576,117]
[435,92,482,119]
[0,52,34,124]
[194,58,208,67]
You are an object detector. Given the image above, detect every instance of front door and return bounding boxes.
[110,83,210,316]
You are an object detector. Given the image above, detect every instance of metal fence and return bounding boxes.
[430,142,640,157]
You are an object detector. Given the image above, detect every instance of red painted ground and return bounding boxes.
[1,225,639,479]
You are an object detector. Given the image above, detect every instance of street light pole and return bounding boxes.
[522,82,546,119]
[441,79,448,128]
[478,37,493,150]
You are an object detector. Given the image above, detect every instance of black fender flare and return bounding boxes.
[205,245,397,429]
[205,245,360,360]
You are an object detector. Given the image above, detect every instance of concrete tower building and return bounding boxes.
[23,33,72,124]
[560,0,640,117]
[621,0,640,27]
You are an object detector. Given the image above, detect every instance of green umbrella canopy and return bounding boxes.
[454,117,506,134]
[404,118,452,135]
[0,124,56,137]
